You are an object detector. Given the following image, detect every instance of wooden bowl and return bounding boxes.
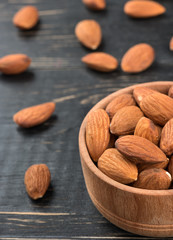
[79,81,173,237]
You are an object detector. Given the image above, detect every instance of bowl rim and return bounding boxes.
[79,81,173,196]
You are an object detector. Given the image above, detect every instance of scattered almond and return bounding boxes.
[13,5,39,30]
[82,0,106,10]
[115,135,168,164]
[98,148,138,184]
[0,54,31,75]
[140,92,173,126]
[121,43,155,73]
[132,168,171,190]
[82,52,118,72]
[170,37,173,51]
[24,164,51,200]
[110,106,143,135]
[86,109,110,162]
[13,102,56,128]
[133,87,157,106]
[124,0,166,18]
[75,19,102,50]
[160,118,173,156]
[134,117,161,145]
[106,94,136,120]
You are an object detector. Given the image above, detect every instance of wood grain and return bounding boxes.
[0,0,172,239]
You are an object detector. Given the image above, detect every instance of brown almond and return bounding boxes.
[140,92,173,126]
[124,0,166,18]
[133,86,157,105]
[121,43,155,73]
[160,118,173,156]
[13,6,39,30]
[86,109,110,162]
[132,168,171,190]
[13,102,56,128]
[106,94,136,120]
[170,37,173,51]
[75,20,102,50]
[110,106,143,135]
[115,135,168,164]
[98,148,138,184]
[137,158,169,173]
[82,0,106,10]
[168,85,173,98]
[168,155,173,177]
[24,164,51,200]
[0,54,31,75]
[82,52,118,72]
[134,117,161,145]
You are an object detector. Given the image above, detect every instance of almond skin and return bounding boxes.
[13,102,56,128]
[0,54,31,75]
[137,158,169,173]
[140,92,173,126]
[75,20,102,50]
[86,109,110,162]
[82,52,118,72]
[168,155,173,177]
[106,94,136,120]
[24,164,51,200]
[132,168,171,190]
[121,43,155,73]
[13,6,39,30]
[110,106,143,135]
[160,118,173,156]
[98,148,138,184]
[82,0,106,10]
[134,117,161,145]
[168,85,173,98]
[133,87,157,105]
[124,0,166,18]
[115,135,168,164]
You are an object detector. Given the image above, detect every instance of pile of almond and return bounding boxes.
[86,86,173,190]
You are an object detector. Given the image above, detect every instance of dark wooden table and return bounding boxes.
[0,0,172,239]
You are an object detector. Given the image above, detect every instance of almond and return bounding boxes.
[170,37,173,51]
[13,102,56,128]
[98,148,138,184]
[24,164,51,200]
[140,92,173,126]
[115,135,168,164]
[137,158,169,173]
[168,155,173,177]
[124,0,166,18]
[86,109,110,162]
[82,0,106,10]
[75,20,102,50]
[132,168,171,190]
[81,52,118,72]
[106,94,136,120]
[160,118,173,156]
[133,86,157,105]
[0,54,31,75]
[13,6,39,30]
[110,106,143,135]
[168,85,173,98]
[121,43,155,73]
[134,117,161,145]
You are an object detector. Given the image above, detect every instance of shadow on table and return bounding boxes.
[0,71,35,84]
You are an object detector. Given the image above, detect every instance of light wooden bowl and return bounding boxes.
[79,81,173,237]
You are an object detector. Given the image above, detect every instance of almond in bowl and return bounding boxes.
[79,81,173,237]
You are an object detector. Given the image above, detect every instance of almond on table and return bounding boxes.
[82,52,118,72]
[170,37,173,51]
[82,0,106,10]
[75,19,102,50]
[121,43,155,73]
[24,164,51,200]
[13,5,39,30]
[124,0,166,18]
[0,54,31,75]
[13,102,56,128]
